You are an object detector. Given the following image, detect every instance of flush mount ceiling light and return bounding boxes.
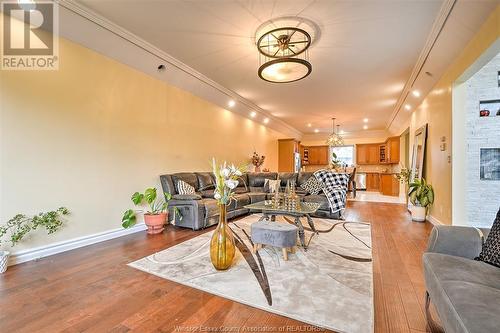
[256,27,312,83]
[326,118,344,147]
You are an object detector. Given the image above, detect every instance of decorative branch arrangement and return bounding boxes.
[251,152,265,169]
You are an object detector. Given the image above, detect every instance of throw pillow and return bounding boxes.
[475,208,500,268]
[176,180,196,195]
[264,179,280,193]
[300,176,323,195]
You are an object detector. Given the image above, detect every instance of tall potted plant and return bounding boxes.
[122,188,174,234]
[210,158,246,270]
[408,178,434,222]
[0,207,69,273]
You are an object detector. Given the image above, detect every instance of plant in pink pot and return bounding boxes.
[122,188,178,234]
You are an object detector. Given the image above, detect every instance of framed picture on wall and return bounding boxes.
[480,148,500,180]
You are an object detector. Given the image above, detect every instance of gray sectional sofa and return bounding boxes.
[424,225,499,333]
[160,172,341,230]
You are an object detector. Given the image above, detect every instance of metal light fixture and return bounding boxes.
[326,118,344,147]
[257,27,312,83]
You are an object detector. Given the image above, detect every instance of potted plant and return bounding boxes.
[0,207,69,273]
[330,152,343,171]
[122,188,177,234]
[408,178,434,222]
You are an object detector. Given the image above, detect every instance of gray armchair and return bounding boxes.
[423,225,499,333]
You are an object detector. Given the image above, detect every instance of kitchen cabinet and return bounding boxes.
[356,144,379,165]
[380,174,400,196]
[303,145,329,165]
[356,145,368,164]
[366,173,380,191]
[387,136,400,164]
[356,137,400,165]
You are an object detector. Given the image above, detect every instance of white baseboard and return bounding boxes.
[427,215,443,226]
[8,223,147,266]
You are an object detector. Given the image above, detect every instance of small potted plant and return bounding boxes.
[122,188,176,234]
[408,178,434,222]
[0,207,69,273]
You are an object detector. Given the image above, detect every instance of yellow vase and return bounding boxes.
[210,203,235,270]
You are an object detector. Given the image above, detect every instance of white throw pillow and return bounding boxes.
[264,179,280,193]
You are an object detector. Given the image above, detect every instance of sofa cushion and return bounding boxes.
[247,192,266,204]
[196,172,215,191]
[236,173,249,190]
[233,194,250,209]
[476,208,500,268]
[171,173,199,192]
[248,172,278,187]
[203,199,219,218]
[424,253,500,333]
[303,194,329,210]
[278,172,298,187]
[199,189,215,198]
[297,172,314,186]
[172,194,202,200]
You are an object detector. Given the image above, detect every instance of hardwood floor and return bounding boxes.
[0,201,434,333]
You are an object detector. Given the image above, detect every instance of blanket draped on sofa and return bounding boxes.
[313,170,349,215]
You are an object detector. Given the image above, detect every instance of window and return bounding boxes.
[330,145,355,166]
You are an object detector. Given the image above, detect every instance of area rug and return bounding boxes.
[129,214,373,333]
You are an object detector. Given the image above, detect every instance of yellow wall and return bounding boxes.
[392,6,500,224]
[0,36,285,252]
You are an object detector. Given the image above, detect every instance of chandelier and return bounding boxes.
[256,27,312,83]
[326,118,344,147]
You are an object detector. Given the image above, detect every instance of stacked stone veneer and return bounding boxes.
[465,53,500,227]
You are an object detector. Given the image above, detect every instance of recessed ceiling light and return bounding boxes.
[405,104,411,110]
[250,111,257,118]
[228,100,236,108]
[307,123,312,127]
[363,125,368,130]
[314,129,319,133]
[263,118,269,124]
[412,90,421,97]
[363,118,368,123]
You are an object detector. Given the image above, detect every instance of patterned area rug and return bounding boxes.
[129,214,373,333]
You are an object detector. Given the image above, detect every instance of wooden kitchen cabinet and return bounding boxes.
[356,145,368,164]
[356,144,379,165]
[304,145,329,165]
[380,174,400,196]
[366,173,380,191]
[367,145,379,164]
[387,136,400,164]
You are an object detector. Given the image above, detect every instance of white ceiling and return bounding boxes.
[76,0,497,136]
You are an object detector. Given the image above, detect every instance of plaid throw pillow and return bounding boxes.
[475,208,500,268]
[300,176,323,195]
[176,180,196,195]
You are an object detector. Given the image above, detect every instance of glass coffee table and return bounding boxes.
[244,201,321,250]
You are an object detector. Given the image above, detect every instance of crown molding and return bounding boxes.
[386,0,457,130]
[55,0,303,138]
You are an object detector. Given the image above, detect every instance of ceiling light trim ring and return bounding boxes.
[257,27,312,59]
[258,58,312,84]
